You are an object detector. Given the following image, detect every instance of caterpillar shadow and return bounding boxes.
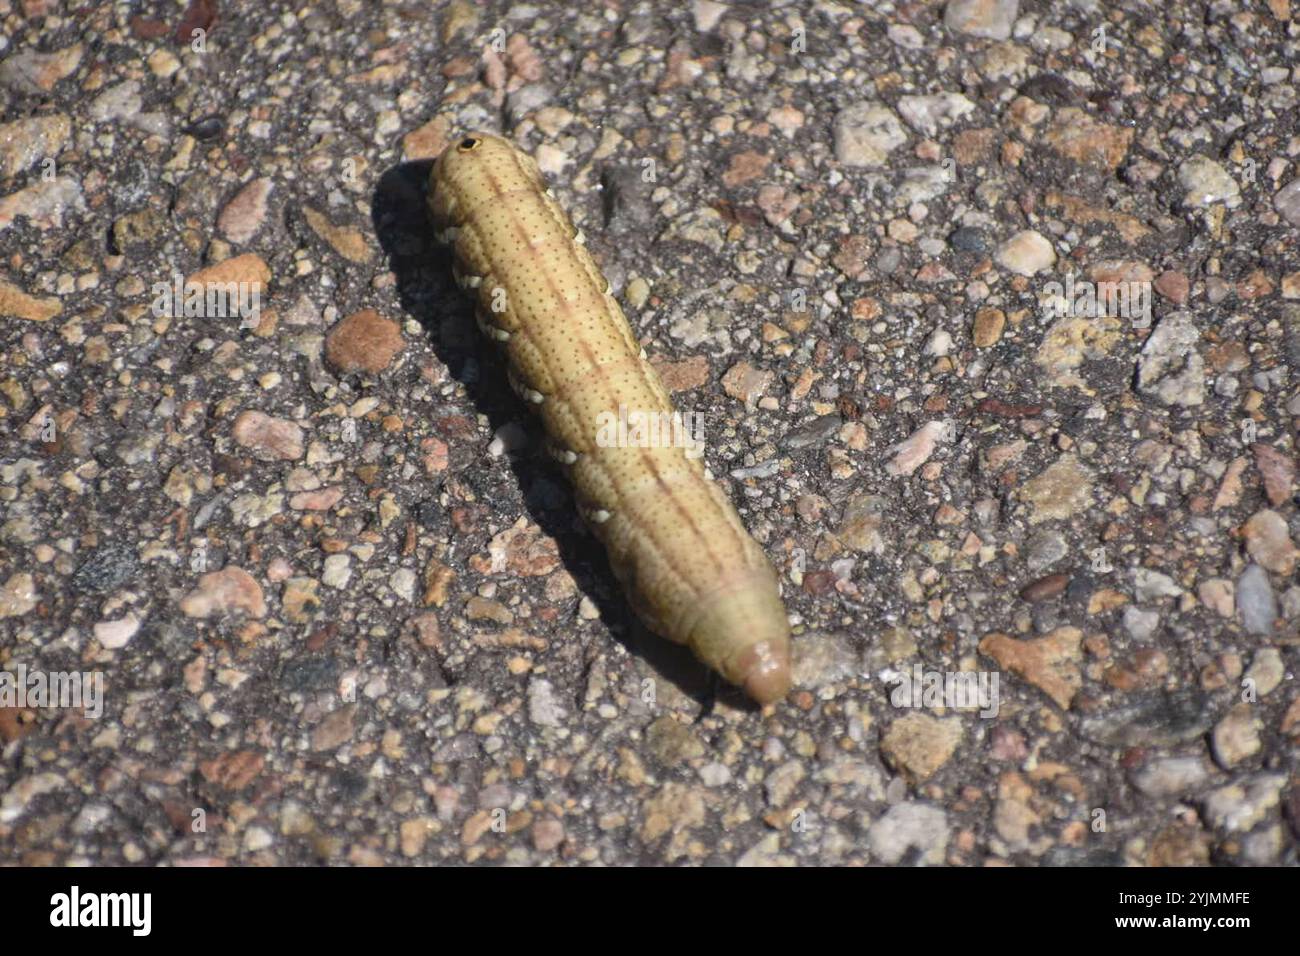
[371,161,734,713]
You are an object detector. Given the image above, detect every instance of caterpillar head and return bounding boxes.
[428,131,544,230]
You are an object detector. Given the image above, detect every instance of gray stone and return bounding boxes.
[1177,156,1242,208]
[1273,179,1300,227]
[944,0,1019,40]
[1137,311,1205,407]
[1237,563,1278,636]
[1122,606,1160,642]
[867,802,949,865]
[1201,774,1286,833]
[833,102,907,167]
[1130,756,1214,798]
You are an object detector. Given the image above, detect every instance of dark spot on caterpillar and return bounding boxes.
[458,137,482,152]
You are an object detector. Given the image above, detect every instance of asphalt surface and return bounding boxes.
[1,0,1298,866]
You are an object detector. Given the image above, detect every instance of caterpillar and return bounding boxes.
[428,132,792,704]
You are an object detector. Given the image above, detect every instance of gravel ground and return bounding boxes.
[1,0,1299,867]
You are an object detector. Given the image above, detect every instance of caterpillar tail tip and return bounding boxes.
[737,639,792,706]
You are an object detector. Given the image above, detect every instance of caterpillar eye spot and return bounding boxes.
[458,137,482,152]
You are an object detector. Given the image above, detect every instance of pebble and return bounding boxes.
[0,176,85,231]
[1136,311,1205,407]
[311,705,356,751]
[885,421,948,477]
[1018,572,1068,603]
[0,114,71,179]
[948,227,987,253]
[94,613,141,649]
[602,167,656,234]
[791,631,860,688]
[322,554,352,589]
[1242,508,1297,575]
[646,716,706,767]
[389,568,417,603]
[243,827,274,853]
[994,230,1055,276]
[971,308,1005,347]
[1035,312,1122,388]
[980,627,1083,709]
[1018,454,1093,524]
[1243,648,1284,698]
[833,102,908,167]
[0,572,38,618]
[1153,270,1190,304]
[1274,179,1300,227]
[232,410,305,461]
[72,543,139,594]
[187,253,272,289]
[289,487,343,511]
[925,328,954,356]
[402,115,452,161]
[764,760,806,806]
[179,567,266,619]
[1281,586,1300,620]
[0,43,83,94]
[835,494,889,554]
[1130,756,1213,798]
[868,802,949,865]
[0,278,61,322]
[1251,443,1296,507]
[1044,108,1134,170]
[93,82,168,137]
[1241,826,1284,865]
[1132,568,1182,601]
[1236,564,1278,636]
[720,362,773,403]
[1177,156,1241,208]
[0,772,66,824]
[880,712,963,780]
[698,762,732,787]
[527,678,565,728]
[1025,529,1068,572]
[303,206,374,264]
[325,309,405,375]
[944,0,1019,40]
[1122,606,1160,642]
[1210,704,1262,768]
[1201,774,1286,833]
[531,817,565,853]
[217,178,273,244]
[896,93,975,137]
[692,0,728,32]
[1078,689,1216,747]
[993,772,1041,851]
